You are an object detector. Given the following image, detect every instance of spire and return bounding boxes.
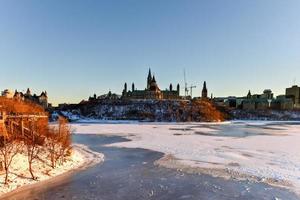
[203,81,207,91]
[26,88,31,95]
[169,83,173,91]
[148,68,152,79]
[152,75,156,82]
[147,68,152,89]
[40,91,46,97]
[123,82,128,97]
[124,82,127,92]
[14,90,18,98]
[247,90,251,99]
[177,84,180,95]
[202,81,208,98]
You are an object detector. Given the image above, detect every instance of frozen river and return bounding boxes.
[3,131,300,200]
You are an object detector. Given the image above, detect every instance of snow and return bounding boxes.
[73,121,300,194]
[76,119,141,124]
[0,145,104,196]
[61,111,81,121]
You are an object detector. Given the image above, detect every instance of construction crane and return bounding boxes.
[183,69,197,99]
[184,69,189,98]
[189,85,196,98]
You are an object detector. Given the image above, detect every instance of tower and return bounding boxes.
[152,75,156,83]
[122,82,128,97]
[147,68,152,89]
[132,82,135,92]
[26,88,31,96]
[124,83,127,92]
[247,90,251,99]
[169,83,173,91]
[177,84,180,95]
[202,81,208,98]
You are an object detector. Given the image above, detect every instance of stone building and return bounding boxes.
[216,89,292,110]
[241,89,273,110]
[122,69,181,100]
[261,89,274,99]
[1,89,14,98]
[240,89,294,110]
[286,85,300,109]
[92,91,121,100]
[241,99,256,110]
[271,95,294,110]
[2,88,49,109]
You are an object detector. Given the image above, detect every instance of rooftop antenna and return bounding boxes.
[293,78,296,85]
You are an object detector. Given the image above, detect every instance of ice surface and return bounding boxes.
[73,121,300,194]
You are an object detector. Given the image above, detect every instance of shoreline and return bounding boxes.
[0,144,104,199]
[155,154,300,197]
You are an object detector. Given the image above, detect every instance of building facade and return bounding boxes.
[1,88,49,109]
[1,89,14,98]
[216,88,294,110]
[122,69,181,100]
[286,85,300,109]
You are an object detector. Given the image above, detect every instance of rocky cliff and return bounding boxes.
[57,99,226,122]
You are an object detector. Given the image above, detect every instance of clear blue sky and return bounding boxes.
[1,0,300,105]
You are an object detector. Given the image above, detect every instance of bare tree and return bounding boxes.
[0,136,22,184]
[45,127,60,168]
[0,96,49,182]
[56,117,72,165]
[25,119,45,180]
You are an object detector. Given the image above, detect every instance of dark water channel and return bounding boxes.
[3,134,299,200]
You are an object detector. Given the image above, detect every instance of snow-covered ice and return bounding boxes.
[73,120,300,194]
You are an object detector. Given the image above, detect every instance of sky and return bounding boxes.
[0,0,300,105]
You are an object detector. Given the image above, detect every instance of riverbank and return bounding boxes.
[0,144,104,198]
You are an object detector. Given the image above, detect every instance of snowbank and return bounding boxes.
[0,145,104,196]
[73,121,300,194]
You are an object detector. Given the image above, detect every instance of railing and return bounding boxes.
[6,114,48,119]
[0,114,48,138]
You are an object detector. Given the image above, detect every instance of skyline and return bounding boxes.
[3,67,297,106]
[1,0,300,105]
